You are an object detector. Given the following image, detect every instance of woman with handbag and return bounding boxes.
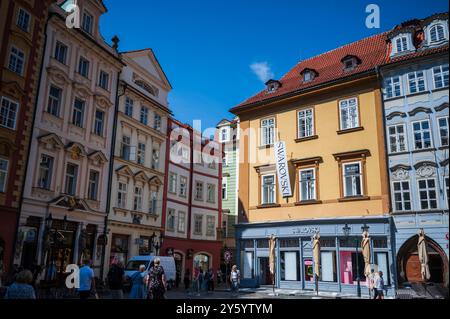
[148,258,167,300]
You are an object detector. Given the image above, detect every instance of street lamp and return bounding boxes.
[342,223,361,298]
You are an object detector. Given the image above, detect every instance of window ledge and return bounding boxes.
[431,86,449,94]
[257,203,281,209]
[295,200,322,206]
[438,146,449,151]
[337,126,364,135]
[384,95,404,102]
[295,135,318,143]
[411,148,436,154]
[389,151,410,156]
[338,196,370,202]
[258,144,273,150]
[405,91,428,99]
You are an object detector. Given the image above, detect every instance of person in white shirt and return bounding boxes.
[230,265,240,296]
[373,271,384,299]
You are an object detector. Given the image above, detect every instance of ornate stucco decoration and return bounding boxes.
[392,168,410,180]
[416,165,436,178]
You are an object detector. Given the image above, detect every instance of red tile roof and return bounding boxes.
[387,43,449,65]
[231,32,390,112]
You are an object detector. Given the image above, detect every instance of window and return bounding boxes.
[194,215,203,235]
[54,41,67,64]
[418,178,437,209]
[0,97,19,129]
[261,174,276,204]
[343,58,356,70]
[261,118,275,146]
[120,136,130,160]
[195,181,204,201]
[438,117,449,146]
[179,176,187,197]
[72,99,85,127]
[343,162,363,197]
[299,168,316,201]
[430,24,445,43]
[38,155,54,189]
[408,71,426,94]
[241,251,254,279]
[445,177,449,202]
[375,252,390,285]
[281,251,300,281]
[8,46,25,75]
[303,71,313,82]
[140,106,149,125]
[47,86,62,117]
[208,159,216,170]
[220,127,230,142]
[222,177,227,200]
[78,57,90,78]
[88,170,99,200]
[167,209,175,231]
[17,8,30,31]
[117,182,127,208]
[413,120,432,150]
[149,191,158,214]
[133,186,143,211]
[433,65,449,89]
[207,184,216,203]
[178,212,186,232]
[222,152,228,166]
[98,71,109,90]
[339,97,359,130]
[64,163,78,196]
[298,108,314,138]
[125,97,134,117]
[168,173,177,193]
[321,251,337,282]
[82,11,93,34]
[206,216,215,236]
[93,110,104,136]
[393,181,411,211]
[137,143,145,165]
[388,124,407,153]
[0,159,8,193]
[151,148,159,170]
[395,36,408,53]
[385,76,402,98]
[154,114,161,131]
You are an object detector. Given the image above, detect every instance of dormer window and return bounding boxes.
[82,11,93,35]
[341,55,361,71]
[430,24,446,43]
[390,33,414,57]
[300,69,318,83]
[265,79,281,93]
[396,36,409,53]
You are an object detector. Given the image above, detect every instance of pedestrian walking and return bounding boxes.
[148,258,167,300]
[192,267,200,296]
[230,265,240,297]
[4,270,36,299]
[373,271,385,299]
[216,269,222,285]
[130,265,146,299]
[184,269,191,293]
[78,259,96,300]
[107,262,125,299]
[207,269,215,293]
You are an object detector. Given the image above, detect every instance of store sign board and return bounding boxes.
[274,141,292,198]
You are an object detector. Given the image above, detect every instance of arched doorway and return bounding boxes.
[193,253,211,272]
[397,235,448,287]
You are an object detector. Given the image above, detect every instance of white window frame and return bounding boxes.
[433,64,449,89]
[298,108,314,138]
[222,177,228,200]
[98,70,109,90]
[117,182,127,208]
[417,178,438,210]
[125,97,134,117]
[38,154,53,190]
[47,85,62,117]
[395,36,409,53]
[299,168,316,201]
[82,10,94,34]
[64,163,78,196]
[429,23,446,43]
[261,173,276,205]
[342,161,363,197]
[339,97,359,130]
[154,113,162,131]
[54,41,68,65]
[93,109,104,136]
[387,123,408,153]
[0,158,9,193]
[72,98,85,128]
[392,180,412,212]
[140,106,149,125]
[8,46,25,75]
[438,116,449,147]
[193,214,203,235]
[133,186,143,211]
[220,127,230,142]
[195,181,204,201]
[88,170,100,201]
[206,216,215,237]
[149,190,158,214]
[16,8,31,32]
[169,173,177,194]
[412,119,433,150]
[178,211,186,233]
[78,56,90,78]
[179,176,187,197]
[151,147,159,170]
[167,209,176,231]
[137,142,146,165]
[407,71,426,94]
[0,96,19,130]
[207,183,216,203]
[261,118,275,146]
[384,76,402,99]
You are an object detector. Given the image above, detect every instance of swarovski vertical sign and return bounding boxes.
[274,141,292,197]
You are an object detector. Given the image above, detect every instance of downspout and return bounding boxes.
[11,11,51,272]
[100,70,124,281]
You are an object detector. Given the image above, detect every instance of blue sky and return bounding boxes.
[100,0,448,129]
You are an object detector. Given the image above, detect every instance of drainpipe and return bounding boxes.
[100,70,124,281]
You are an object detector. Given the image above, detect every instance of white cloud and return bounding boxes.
[250,61,274,83]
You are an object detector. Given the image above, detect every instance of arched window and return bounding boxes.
[193,253,210,272]
[430,24,446,43]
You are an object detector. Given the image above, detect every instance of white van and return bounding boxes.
[123,256,176,290]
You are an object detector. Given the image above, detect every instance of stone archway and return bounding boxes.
[397,235,448,287]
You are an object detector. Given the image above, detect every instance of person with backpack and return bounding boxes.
[107,262,125,299]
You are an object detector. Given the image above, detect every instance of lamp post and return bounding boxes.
[343,223,361,298]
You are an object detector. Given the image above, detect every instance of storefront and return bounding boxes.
[236,216,397,297]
